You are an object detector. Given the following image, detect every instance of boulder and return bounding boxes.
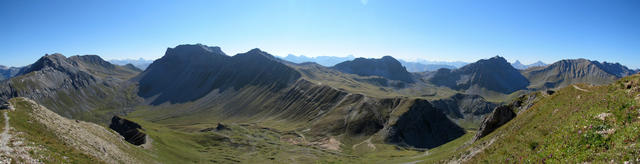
[109,116,146,145]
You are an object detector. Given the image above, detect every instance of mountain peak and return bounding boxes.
[236,48,277,61]
[513,60,522,64]
[381,55,396,61]
[167,44,226,58]
[487,56,508,63]
[430,56,529,93]
[334,56,414,83]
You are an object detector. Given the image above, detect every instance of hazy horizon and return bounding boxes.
[1,0,638,68]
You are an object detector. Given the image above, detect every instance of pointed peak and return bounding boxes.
[489,55,507,61]
[240,48,276,59]
[513,60,522,64]
[247,48,266,54]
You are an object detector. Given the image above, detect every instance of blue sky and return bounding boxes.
[1,0,639,68]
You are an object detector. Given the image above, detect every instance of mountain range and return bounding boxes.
[511,60,547,69]
[280,54,464,72]
[0,44,637,163]
[109,58,154,70]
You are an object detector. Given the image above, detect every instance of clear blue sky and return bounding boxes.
[1,0,639,68]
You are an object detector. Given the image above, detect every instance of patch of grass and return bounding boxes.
[8,98,100,163]
[447,75,640,163]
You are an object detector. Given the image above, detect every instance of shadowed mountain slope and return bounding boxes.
[136,44,301,105]
[131,44,464,149]
[333,56,414,83]
[426,56,529,94]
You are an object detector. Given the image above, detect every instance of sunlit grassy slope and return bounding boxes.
[446,74,640,163]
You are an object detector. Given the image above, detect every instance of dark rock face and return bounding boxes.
[109,116,146,145]
[385,100,466,149]
[427,56,529,94]
[472,105,516,141]
[473,93,538,141]
[136,44,301,105]
[333,56,414,83]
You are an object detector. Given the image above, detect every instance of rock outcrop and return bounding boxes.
[109,116,146,145]
[473,93,538,141]
[472,105,516,141]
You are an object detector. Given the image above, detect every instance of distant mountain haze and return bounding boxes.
[511,60,547,70]
[279,54,462,72]
[109,58,154,70]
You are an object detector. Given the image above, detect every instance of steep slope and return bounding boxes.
[136,44,301,105]
[426,56,529,94]
[449,74,640,163]
[3,97,152,163]
[523,59,636,89]
[132,44,464,149]
[0,54,141,123]
[333,56,414,83]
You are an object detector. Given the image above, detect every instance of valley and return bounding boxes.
[0,44,638,163]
